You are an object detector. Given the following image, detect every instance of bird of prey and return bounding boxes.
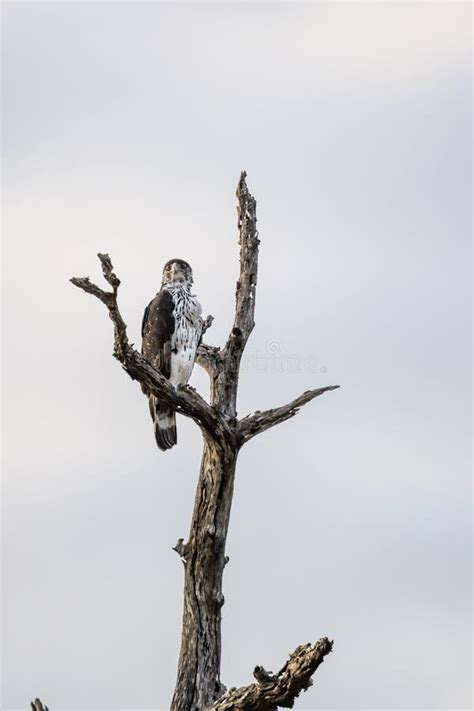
[141,259,203,450]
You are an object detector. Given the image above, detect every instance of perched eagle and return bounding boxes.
[141,259,203,450]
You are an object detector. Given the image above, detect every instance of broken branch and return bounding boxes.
[211,638,333,710]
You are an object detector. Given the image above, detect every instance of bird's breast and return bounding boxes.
[169,290,202,387]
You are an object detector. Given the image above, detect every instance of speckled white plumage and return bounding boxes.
[165,282,203,388]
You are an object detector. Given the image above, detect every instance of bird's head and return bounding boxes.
[162,259,194,287]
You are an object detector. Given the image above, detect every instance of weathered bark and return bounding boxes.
[210,638,333,710]
[171,436,238,710]
[219,171,260,418]
[66,172,340,711]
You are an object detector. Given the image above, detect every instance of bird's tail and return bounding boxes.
[148,394,177,451]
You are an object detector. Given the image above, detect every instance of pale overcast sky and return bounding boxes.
[2,2,472,710]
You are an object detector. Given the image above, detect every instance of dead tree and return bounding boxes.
[63,173,338,710]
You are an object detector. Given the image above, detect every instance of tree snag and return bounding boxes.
[64,172,339,710]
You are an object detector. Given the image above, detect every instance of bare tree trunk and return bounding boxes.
[172,436,237,710]
[65,172,339,711]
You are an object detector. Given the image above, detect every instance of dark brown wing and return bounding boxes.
[141,289,175,379]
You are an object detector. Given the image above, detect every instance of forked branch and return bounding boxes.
[239,385,340,444]
[211,638,333,710]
